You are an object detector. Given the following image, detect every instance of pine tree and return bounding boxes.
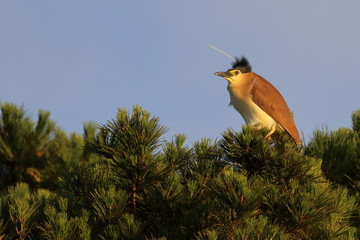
[0,102,359,239]
[0,103,55,188]
[305,110,360,237]
[306,110,360,193]
[0,102,95,190]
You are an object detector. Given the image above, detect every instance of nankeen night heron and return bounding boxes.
[215,57,301,146]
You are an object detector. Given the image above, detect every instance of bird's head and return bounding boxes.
[214,57,252,84]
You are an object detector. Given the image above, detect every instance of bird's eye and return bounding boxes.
[233,70,240,76]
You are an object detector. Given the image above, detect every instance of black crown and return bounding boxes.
[232,57,252,73]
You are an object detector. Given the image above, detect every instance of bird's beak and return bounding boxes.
[214,71,232,78]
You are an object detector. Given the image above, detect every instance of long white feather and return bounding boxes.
[209,44,236,63]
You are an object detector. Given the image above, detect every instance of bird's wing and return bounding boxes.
[250,73,301,145]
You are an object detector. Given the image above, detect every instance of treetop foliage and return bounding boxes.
[0,102,359,239]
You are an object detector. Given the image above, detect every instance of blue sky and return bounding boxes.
[1,1,360,145]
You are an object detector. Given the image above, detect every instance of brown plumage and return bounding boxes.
[215,57,301,146]
[249,73,301,146]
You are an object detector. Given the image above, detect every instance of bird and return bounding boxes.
[214,57,301,146]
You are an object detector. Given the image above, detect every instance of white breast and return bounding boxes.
[228,84,278,130]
